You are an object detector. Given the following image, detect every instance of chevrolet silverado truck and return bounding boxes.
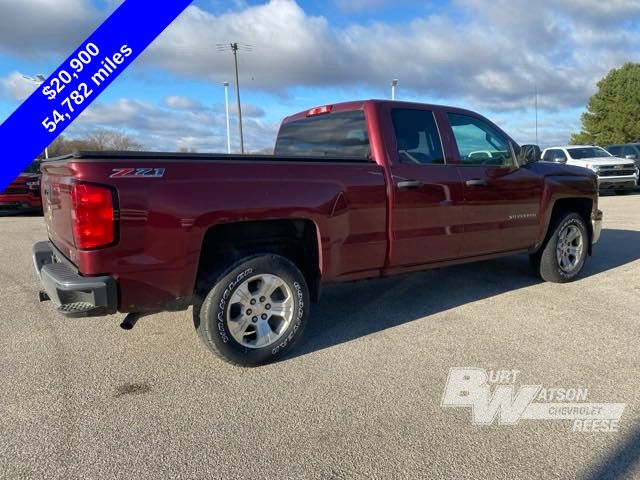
[541,145,639,194]
[33,100,603,366]
[0,161,42,213]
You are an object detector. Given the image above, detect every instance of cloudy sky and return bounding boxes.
[1,0,639,152]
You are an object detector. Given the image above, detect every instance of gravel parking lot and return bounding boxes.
[1,193,639,480]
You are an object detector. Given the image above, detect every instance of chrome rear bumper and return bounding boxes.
[33,241,117,318]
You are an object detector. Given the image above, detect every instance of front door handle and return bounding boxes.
[465,178,488,187]
[397,180,424,189]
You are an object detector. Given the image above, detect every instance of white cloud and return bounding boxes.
[0,72,39,101]
[140,0,640,111]
[164,95,206,111]
[1,0,639,128]
[455,0,640,27]
[144,1,349,89]
[2,0,639,112]
[0,0,98,57]
[553,0,640,22]
[68,97,277,153]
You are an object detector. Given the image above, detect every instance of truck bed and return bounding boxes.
[40,150,388,312]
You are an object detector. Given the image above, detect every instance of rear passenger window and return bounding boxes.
[274,110,370,158]
[391,109,445,165]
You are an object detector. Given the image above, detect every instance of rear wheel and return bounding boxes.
[193,254,309,367]
[530,212,588,283]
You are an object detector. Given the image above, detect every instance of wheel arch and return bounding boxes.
[543,197,594,255]
[194,218,322,302]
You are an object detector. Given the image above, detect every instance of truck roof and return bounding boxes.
[281,99,476,124]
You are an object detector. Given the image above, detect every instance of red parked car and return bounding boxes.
[33,100,602,366]
[0,161,43,213]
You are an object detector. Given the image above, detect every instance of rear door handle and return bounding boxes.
[465,178,488,187]
[396,180,424,189]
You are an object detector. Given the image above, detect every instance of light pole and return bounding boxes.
[216,42,252,154]
[23,74,48,159]
[391,79,398,101]
[223,82,231,154]
[535,84,539,146]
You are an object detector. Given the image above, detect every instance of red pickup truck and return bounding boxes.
[0,161,42,213]
[33,100,603,366]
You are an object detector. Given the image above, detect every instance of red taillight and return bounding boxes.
[71,183,115,249]
[307,105,332,117]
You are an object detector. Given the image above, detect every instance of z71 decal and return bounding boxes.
[110,167,166,178]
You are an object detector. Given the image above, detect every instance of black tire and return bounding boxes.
[529,213,588,283]
[193,254,309,367]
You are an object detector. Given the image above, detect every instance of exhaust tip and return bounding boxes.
[120,311,158,330]
[120,313,140,330]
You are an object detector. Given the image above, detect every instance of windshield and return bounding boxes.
[567,147,611,159]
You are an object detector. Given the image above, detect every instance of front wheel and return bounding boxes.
[193,254,310,367]
[530,213,588,283]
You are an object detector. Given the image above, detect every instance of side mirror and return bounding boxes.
[519,144,541,165]
[625,154,638,160]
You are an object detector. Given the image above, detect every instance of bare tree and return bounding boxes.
[86,129,143,151]
[41,129,143,158]
[178,146,199,153]
[251,147,274,155]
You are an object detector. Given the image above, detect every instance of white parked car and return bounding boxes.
[541,145,639,195]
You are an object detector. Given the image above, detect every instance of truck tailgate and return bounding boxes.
[40,160,78,262]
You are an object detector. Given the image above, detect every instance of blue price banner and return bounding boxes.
[0,0,193,190]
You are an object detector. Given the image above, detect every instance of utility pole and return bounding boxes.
[217,43,252,154]
[231,43,244,154]
[391,79,398,101]
[223,82,231,154]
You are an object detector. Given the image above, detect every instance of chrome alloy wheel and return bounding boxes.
[226,274,295,349]
[555,224,584,274]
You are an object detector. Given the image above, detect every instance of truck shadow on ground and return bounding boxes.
[585,424,640,480]
[600,190,640,197]
[288,228,640,360]
[0,210,43,217]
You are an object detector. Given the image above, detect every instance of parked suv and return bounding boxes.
[606,144,640,175]
[541,145,638,195]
